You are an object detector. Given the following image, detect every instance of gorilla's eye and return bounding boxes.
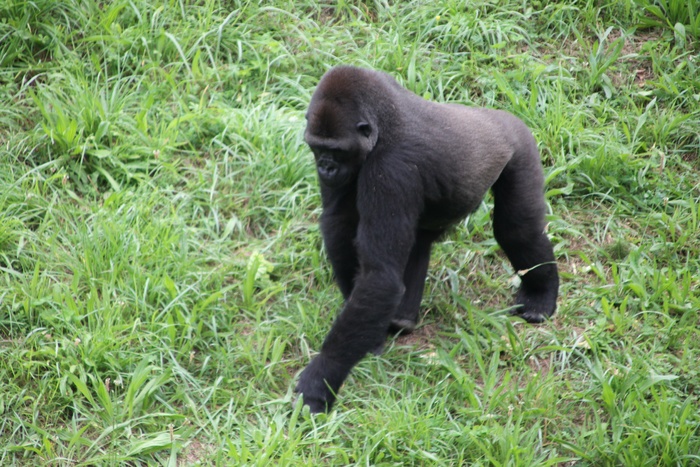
[356,122,371,137]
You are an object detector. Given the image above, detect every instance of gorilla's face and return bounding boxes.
[310,147,356,188]
[305,97,376,188]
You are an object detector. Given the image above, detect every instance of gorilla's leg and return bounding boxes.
[389,228,443,334]
[491,149,558,323]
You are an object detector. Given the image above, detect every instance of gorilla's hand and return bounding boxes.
[295,354,345,413]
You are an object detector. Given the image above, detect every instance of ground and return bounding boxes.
[0,0,699,465]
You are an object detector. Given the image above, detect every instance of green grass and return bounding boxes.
[1,0,699,464]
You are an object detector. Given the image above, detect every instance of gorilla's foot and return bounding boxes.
[512,285,557,324]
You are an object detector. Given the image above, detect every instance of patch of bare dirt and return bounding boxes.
[396,321,439,351]
[179,440,216,466]
[619,29,662,88]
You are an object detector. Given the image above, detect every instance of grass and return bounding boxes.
[1,0,699,464]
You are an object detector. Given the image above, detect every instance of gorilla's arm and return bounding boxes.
[319,185,360,299]
[296,160,423,411]
[390,228,444,333]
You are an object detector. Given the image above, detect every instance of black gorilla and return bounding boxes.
[296,66,558,413]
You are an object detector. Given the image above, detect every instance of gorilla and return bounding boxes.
[296,66,558,413]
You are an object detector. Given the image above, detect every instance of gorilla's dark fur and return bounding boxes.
[297,66,559,413]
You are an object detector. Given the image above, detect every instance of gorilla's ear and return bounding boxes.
[356,122,372,138]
